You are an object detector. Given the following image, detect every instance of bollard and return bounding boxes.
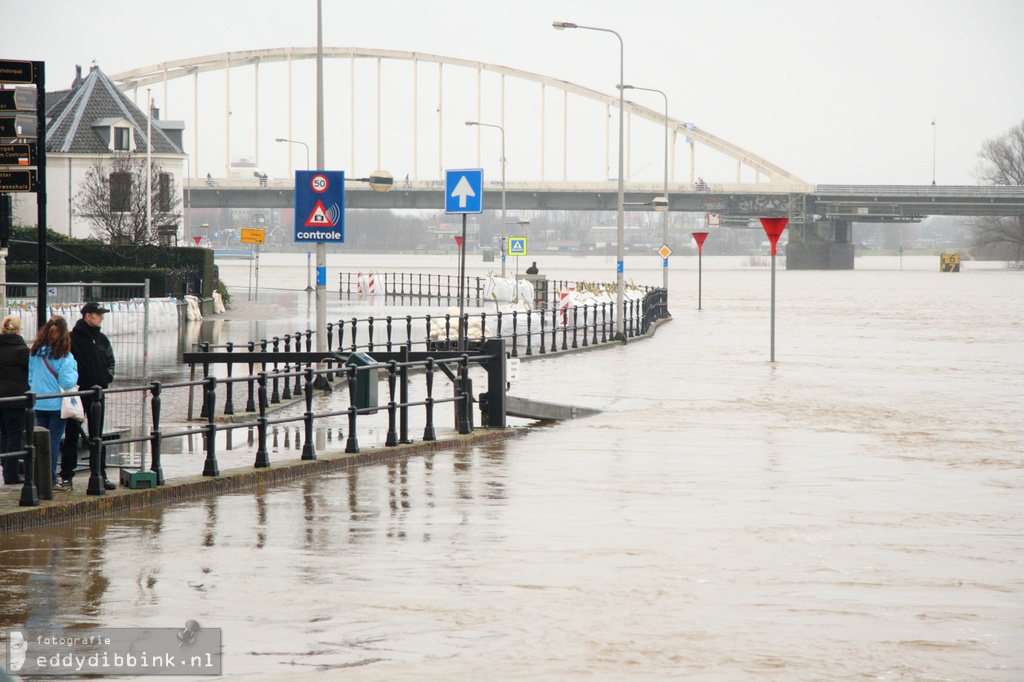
[223,342,235,415]
[202,376,220,477]
[301,367,316,460]
[19,400,39,507]
[86,387,106,496]
[150,381,165,486]
[254,372,270,468]
[385,360,399,447]
[345,365,360,453]
[423,357,436,441]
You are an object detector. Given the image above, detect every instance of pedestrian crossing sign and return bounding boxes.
[508,237,527,256]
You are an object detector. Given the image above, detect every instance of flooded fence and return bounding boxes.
[2,339,508,505]
[1,287,670,507]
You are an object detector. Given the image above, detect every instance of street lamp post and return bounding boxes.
[465,121,507,277]
[554,20,626,340]
[276,137,310,171]
[620,84,669,292]
[931,116,936,186]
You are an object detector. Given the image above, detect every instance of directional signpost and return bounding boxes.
[445,168,484,350]
[0,58,45,332]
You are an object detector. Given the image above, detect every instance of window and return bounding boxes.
[109,171,131,212]
[158,172,171,211]
[113,126,131,151]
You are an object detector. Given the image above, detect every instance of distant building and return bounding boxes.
[12,65,187,239]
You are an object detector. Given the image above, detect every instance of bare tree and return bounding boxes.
[74,153,182,245]
[971,120,1024,262]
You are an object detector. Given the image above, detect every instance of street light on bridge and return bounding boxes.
[554,20,626,340]
[465,120,508,278]
[620,84,670,293]
[275,137,310,172]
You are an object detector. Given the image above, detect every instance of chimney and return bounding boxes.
[150,104,160,121]
[72,65,82,88]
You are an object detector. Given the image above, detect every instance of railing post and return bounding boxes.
[254,372,270,468]
[281,334,292,400]
[293,330,304,396]
[550,309,558,353]
[423,357,436,441]
[424,314,432,351]
[345,364,359,453]
[301,367,316,460]
[326,322,335,381]
[367,316,376,352]
[386,315,394,352]
[350,317,358,352]
[571,307,579,349]
[601,302,609,343]
[591,303,599,346]
[86,386,106,496]
[200,341,211,419]
[525,309,533,356]
[202,376,220,476]
[458,355,472,434]
[510,310,519,358]
[270,337,281,403]
[399,345,412,444]
[223,342,235,415]
[245,341,256,412]
[539,307,547,354]
[561,309,569,351]
[385,360,399,447]
[18,394,38,507]
[150,381,165,486]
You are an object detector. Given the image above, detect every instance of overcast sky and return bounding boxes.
[6,0,1022,186]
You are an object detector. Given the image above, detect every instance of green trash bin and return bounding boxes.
[346,352,379,412]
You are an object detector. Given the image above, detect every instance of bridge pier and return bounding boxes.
[786,219,855,270]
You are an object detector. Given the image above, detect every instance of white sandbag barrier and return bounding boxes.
[4,297,184,337]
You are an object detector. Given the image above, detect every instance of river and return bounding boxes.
[1,252,1022,680]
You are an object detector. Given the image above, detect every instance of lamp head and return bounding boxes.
[275,138,286,142]
[618,84,634,91]
[368,170,393,193]
[552,21,576,30]
[465,121,478,127]
[652,197,669,212]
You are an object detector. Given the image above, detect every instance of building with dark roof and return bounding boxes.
[12,64,186,239]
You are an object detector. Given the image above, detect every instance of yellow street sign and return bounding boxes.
[240,228,266,244]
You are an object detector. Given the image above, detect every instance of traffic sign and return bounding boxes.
[0,169,36,192]
[240,228,266,245]
[0,88,36,112]
[294,170,345,242]
[445,168,483,214]
[658,244,672,259]
[0,143,33,166]
[508,237,527,256]
[0,114,36,138]
[0,60,35,84]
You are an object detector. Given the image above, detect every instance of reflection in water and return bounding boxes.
[1,260,1022,680]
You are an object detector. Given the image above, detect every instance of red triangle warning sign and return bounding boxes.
[304,200,335,227]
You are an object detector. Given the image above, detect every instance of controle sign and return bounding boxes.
[293,170,345,242]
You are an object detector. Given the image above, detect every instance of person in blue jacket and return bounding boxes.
[27,316,79,490]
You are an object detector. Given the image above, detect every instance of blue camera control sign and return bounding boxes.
[444,168,483,214]
[294,170,345,242]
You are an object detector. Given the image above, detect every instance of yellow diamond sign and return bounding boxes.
[658,244,672,259]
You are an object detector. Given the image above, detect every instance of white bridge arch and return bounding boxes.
[110,47,805,186]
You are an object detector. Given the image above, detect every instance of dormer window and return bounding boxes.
[113,126,131,151]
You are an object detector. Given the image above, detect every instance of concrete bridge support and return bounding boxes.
[786,219,855,270]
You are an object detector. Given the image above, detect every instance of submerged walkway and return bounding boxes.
[0,290,666,532]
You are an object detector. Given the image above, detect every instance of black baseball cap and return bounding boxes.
[81,302,110,315]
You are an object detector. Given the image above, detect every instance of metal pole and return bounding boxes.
[770,252,776,362]
[459,214,467,351]
[552,22,625,339]
[315,0,327,365]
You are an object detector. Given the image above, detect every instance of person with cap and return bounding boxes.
[61,302,116,490]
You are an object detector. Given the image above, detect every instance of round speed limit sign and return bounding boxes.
[310,174,329,193]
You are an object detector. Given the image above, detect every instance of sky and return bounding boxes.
[5,0,1023,187]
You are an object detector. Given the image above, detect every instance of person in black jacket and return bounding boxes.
[0,315,30,484]
[61,302,116,490]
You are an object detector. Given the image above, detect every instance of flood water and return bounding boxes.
[2,253,1022,680]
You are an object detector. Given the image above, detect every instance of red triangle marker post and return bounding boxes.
[691,232,709,310]
[759,217,788,362]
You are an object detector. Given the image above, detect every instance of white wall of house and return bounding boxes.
[12,154,187,240]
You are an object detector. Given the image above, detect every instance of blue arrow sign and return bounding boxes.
[445,168,483,214]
